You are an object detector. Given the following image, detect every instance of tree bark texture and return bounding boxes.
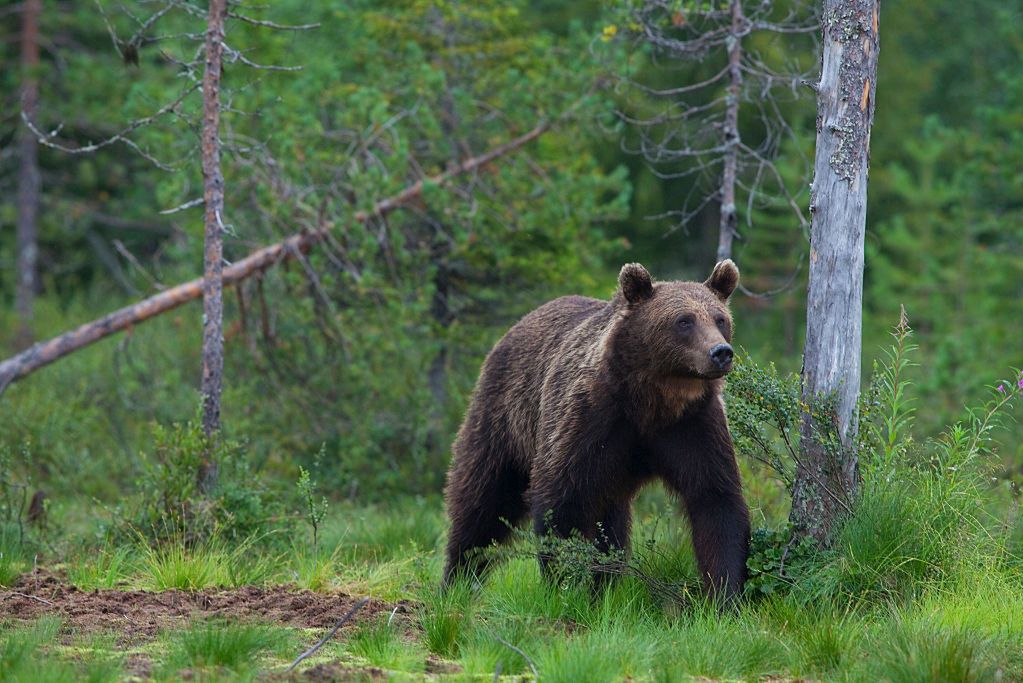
[717,0,744,263]
[16,0,42,349]
[198,0,227,492]
[790,0,879,543]
[0,121,551,395]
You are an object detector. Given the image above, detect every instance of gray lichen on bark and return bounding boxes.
[791,0,879,544]
[823,0,877,181]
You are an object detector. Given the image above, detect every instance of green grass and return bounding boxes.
[0,617,124,683]
[419,581,474,658]
[2,494,1023,681]
[66,545,133,590]
[1,617,63,677]
[346,617,427,672]
[163,621,293,674]
[136,534,275,590]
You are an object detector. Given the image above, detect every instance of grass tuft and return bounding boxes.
[347,616,426,672]
[137,533,274,590]
[868,620,994,683]
[419,582,474,657]
[66,545,133,590]
[166,620,287,672]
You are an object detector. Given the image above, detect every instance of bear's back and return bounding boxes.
[488,294,608,378]
[473,295,611,466]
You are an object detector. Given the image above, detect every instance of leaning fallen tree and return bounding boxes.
[0,121,551,394]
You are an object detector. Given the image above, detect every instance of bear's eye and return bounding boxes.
[675,315,695,331]
[715,316,727,328]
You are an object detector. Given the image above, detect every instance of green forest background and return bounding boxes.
[1,0,1021,507]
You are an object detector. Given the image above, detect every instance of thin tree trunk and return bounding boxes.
[790,0,879,543]
[716,0,744,263]
[0,121,551,394]
[198,0,228,493]
[16,0,42,350]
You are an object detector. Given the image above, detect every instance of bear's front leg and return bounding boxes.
[682,487,750,602]
[650,399,750,604]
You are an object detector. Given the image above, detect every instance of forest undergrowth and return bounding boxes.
[1,320,1021,682]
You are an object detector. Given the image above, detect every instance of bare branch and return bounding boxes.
[287,598,369,673]
[92,0,122,54]
[631,65,730,98]
[226,12,320,30]
[494,635,539,681]
[20,82,200,169]
[160,197,204,214]
[222,41,303,71]
[3,591,54,606]
[736,258,804,299]
[113,239,166,291]
[751,21,818,34]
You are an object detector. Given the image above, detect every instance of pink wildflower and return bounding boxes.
[997,384,1006,394]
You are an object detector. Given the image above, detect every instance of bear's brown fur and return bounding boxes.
[443,261,750,601]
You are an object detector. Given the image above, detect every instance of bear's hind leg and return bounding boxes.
[443,458,529,587]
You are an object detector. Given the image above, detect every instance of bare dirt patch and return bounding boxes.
[282,661,387,682]
[2,569,404,646]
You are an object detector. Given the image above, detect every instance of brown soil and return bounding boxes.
[425,655,463,675]
[1,569,405,646]
[286,662,387,682]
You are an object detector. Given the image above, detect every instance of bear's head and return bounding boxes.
[616,260,739,380]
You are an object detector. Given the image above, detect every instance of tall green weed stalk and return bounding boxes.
[825,312,1020,601]
[297,446,329,557]
[741,311,1020,602]
[861,305,918,476]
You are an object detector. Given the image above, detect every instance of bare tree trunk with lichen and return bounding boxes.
[16,0,42,350]
[790,0,879,544]
[198,0,227,495]
[717,0,744,262]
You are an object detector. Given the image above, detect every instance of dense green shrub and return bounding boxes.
[125,419,287,547]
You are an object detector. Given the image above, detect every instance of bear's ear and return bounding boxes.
[619,263,654,304]
[705,259,739,301]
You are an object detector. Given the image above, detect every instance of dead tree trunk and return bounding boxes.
[198,0,227,493]
[717,0,744,262]
[619,1,814,270]
[16,0,42,350]
[0,122,550,394]
[790,0,879,543]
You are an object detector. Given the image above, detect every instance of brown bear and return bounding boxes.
[443,260,750,601]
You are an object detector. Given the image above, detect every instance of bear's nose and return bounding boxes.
[710,343,733,371]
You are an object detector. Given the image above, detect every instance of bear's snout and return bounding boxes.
[710,343,733,372]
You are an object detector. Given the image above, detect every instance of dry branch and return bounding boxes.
[0,121,551,395]
[287,597,369,672]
